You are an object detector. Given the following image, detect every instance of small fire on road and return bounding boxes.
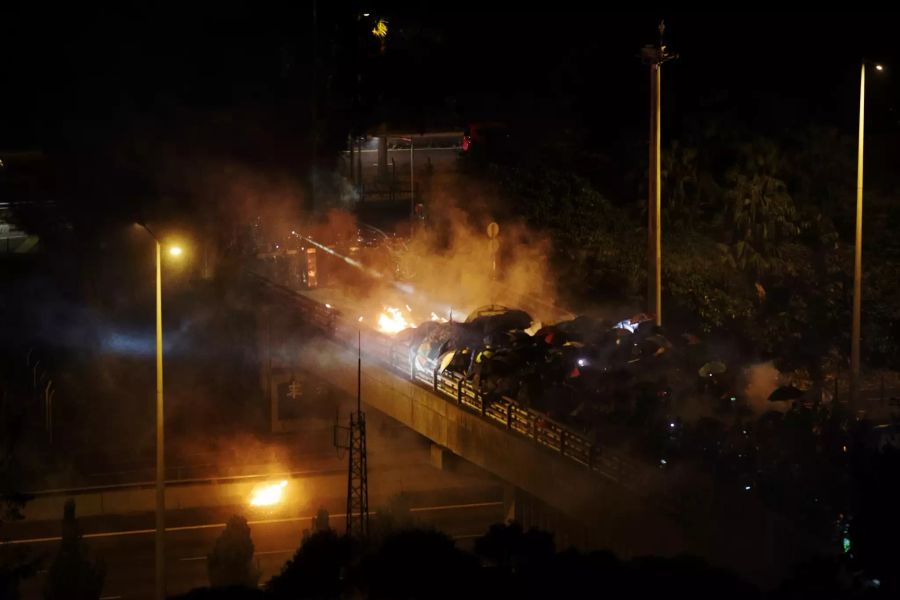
[249,480,288,507]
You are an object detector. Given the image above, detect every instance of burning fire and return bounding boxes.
[249,480,288,507]
[431,312,448,323]
[377,306,415,334]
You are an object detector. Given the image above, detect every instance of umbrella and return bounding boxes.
[698,361,727,377]
[556,316,607,342]
[438,350,457,372]
[465,305,511,322]
[467,308,532,336]
[768,385,806,402]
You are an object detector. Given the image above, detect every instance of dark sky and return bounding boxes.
[1,7,897,165]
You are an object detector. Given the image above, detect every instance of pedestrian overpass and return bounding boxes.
[251,270,822,586]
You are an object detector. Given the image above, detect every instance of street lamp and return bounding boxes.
[640,21,676,327]
[851,61,884,408]
[137,224,185,600]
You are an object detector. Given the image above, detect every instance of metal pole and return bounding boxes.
[641,22,674,327]
[310,0,318,211]
[349,134,354,183]
[410,137,415,227]
[32,360,40,394]
[155,239,166,600]
[44,380,52,433]
[851,62,865,408]
[357,330,362,413]
[356,138,362,190]
[653,63,662,327]
[48,389,55,446]
[648,65,657,320]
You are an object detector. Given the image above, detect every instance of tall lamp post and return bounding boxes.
[640,21,676,327]
[851,61,884,408]
[138,224,183,600]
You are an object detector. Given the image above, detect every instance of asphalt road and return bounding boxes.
[10,461,504,599]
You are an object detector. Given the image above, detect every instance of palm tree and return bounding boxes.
[721,140,799,274]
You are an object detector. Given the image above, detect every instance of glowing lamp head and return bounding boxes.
[168,245,183,258]
[875,64,884,72]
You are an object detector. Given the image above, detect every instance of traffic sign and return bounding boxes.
[486,221,500,239]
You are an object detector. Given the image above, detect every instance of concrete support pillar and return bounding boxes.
[429,443,447,470]
[503,484,518,523]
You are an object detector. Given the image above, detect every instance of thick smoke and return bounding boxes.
[742,361,783,414]
[290,171,564,328]
[398,196,559,323]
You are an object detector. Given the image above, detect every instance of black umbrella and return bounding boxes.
[467,308,532,336]
[768,385,806,402]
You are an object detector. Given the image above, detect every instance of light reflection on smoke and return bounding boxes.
[100,331,184,357]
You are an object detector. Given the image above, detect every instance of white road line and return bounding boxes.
[180,548,294,562]
[2,501,503,545]
[410,501,502,513]
[255,548,295,556]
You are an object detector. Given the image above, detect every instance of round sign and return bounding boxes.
[486,221,500,239]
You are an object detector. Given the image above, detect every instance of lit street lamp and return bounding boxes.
[851,61,883,408]
[137,223,184,600]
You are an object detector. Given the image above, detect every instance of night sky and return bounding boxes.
[1,7,898,214]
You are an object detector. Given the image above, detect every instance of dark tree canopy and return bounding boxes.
[207,515,261,589]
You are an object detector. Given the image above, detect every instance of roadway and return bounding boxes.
[9,463,504,599]
[7,399,507,599]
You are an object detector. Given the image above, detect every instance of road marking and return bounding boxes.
[410,501,502,513]
[2,501,502,545]
[256,548,295,556]
[180,548,295,562]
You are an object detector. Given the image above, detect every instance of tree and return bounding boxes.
[360,529,479,600]
[43,499,105,600]
[721,140,799,275]
[266,529,351,600]
[207,515,260,589]
[171,587,268,600]
[370,493,414,541]
[661,141,702,231]
[474,521,554,572]
[1,381,37,600]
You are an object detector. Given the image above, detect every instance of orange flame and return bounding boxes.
[377,306,415,334]
[249,480,288,506]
